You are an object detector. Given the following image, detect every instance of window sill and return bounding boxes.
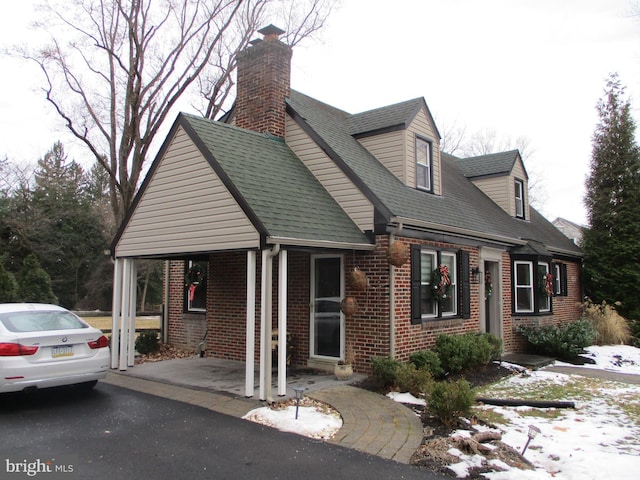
[421,317,465,330]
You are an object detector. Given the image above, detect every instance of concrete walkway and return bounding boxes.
[102,358,424,465]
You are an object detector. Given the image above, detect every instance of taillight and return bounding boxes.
[88,335,109,349]
[0,343,39,356]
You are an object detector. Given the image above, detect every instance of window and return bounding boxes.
[514,179,525,219]
[553,263,568,296]
[419,251,437,317]
[513,258,560,314]
[537,262,551,312]
[514,261,533,313]
[185,260,207,312]
[411,246,469,323]
[416,137,433,192]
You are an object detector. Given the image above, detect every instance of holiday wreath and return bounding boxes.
[432,264,451,302]
[185,263,206,301]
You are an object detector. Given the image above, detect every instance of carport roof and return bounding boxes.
[113,113,372,255]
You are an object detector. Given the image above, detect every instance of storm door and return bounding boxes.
[310,255,344,360]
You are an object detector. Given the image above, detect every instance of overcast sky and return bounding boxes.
[2,0,640,226]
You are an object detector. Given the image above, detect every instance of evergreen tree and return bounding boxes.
[582,73,640,325]
[0,260,19,302]
[29,143,108,308]
[17,254,58,304]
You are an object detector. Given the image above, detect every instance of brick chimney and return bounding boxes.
[235,25,292,138]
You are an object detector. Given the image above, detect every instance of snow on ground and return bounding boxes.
[242,346,640,479]
[559,344,640,375]
[242,399,342,440]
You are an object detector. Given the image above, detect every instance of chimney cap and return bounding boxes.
[258,24,285,39]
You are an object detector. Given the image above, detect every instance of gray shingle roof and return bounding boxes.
[456,150,523,179]
[287,90,581,257]
[349,98,425,136]
[180,113,371,246]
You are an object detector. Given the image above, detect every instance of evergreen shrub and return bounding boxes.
[427,379,474,427]
[135,330,160,355]
[517,319,596,360]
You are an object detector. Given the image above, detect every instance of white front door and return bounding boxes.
[310,255,344,360]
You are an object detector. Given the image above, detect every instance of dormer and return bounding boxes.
[349,98,443,195]
[456,150,530,220]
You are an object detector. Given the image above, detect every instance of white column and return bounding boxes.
[110,258,123,369]
[277,249,288,396]
[245,251,257,398]
[127,260,138,367]
[119,259,132,370]
[259,249,273,401]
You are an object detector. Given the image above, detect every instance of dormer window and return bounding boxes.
[416,136,433,192]
[514,179,525,219]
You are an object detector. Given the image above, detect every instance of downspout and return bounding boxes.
[162,260,170,344]
[389,222,403,359]
[260,243,280,403]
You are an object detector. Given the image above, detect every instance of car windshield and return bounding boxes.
[0,311,89,332]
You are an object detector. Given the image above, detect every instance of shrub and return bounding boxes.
[427,379,474,427]
[370,356,402,391]
[395,362,434,397]
[135,330,160,355]
[433,332,502,374]
[409,350,443,378]
[517,319,597,360]
[581,298,632,345]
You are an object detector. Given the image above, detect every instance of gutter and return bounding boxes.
[391,216,528,246]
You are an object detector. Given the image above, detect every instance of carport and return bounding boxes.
[109,113,372,402]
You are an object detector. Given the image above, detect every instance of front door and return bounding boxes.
[310,255,344,360]
[483,261,501,339]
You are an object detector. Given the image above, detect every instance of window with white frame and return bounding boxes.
[514,179,525,219]
[185,260,207,312]
[514,261,533,313]
[553,263,568,296]
[416,137,433,192]
[537,262,551,312]
[514,258,558,314]
[418,250,457,319]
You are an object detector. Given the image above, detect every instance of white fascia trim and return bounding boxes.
[266,236,375,251]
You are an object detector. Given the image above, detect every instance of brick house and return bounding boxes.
[110,26,583,400]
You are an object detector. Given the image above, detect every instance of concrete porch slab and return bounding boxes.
[502,353,555,369]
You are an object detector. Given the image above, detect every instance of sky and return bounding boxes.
[2,1,640,226]
[244,345,640,479]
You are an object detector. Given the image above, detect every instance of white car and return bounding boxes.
[0,303,110,393]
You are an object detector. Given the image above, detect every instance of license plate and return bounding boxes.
[52,345,74,358]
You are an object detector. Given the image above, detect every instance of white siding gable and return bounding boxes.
[469,156,530,220]
[407,108,441,196]
[115,127,260,257]
[357,106,442,195]
[286,116,374,232]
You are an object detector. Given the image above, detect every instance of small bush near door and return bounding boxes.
[433,332,503,374]
[135,330,160,355]
[517,319,596,361]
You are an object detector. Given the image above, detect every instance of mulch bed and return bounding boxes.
[356,362,533,478]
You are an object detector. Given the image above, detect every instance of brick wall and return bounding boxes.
[510,259,583,352]
[387,236,481,365]
[165,243,583,373]
[235,29,291,138]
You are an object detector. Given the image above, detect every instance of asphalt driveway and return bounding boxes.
[0,382,447,480]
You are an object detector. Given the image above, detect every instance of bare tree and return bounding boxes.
[16,0,335,225]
